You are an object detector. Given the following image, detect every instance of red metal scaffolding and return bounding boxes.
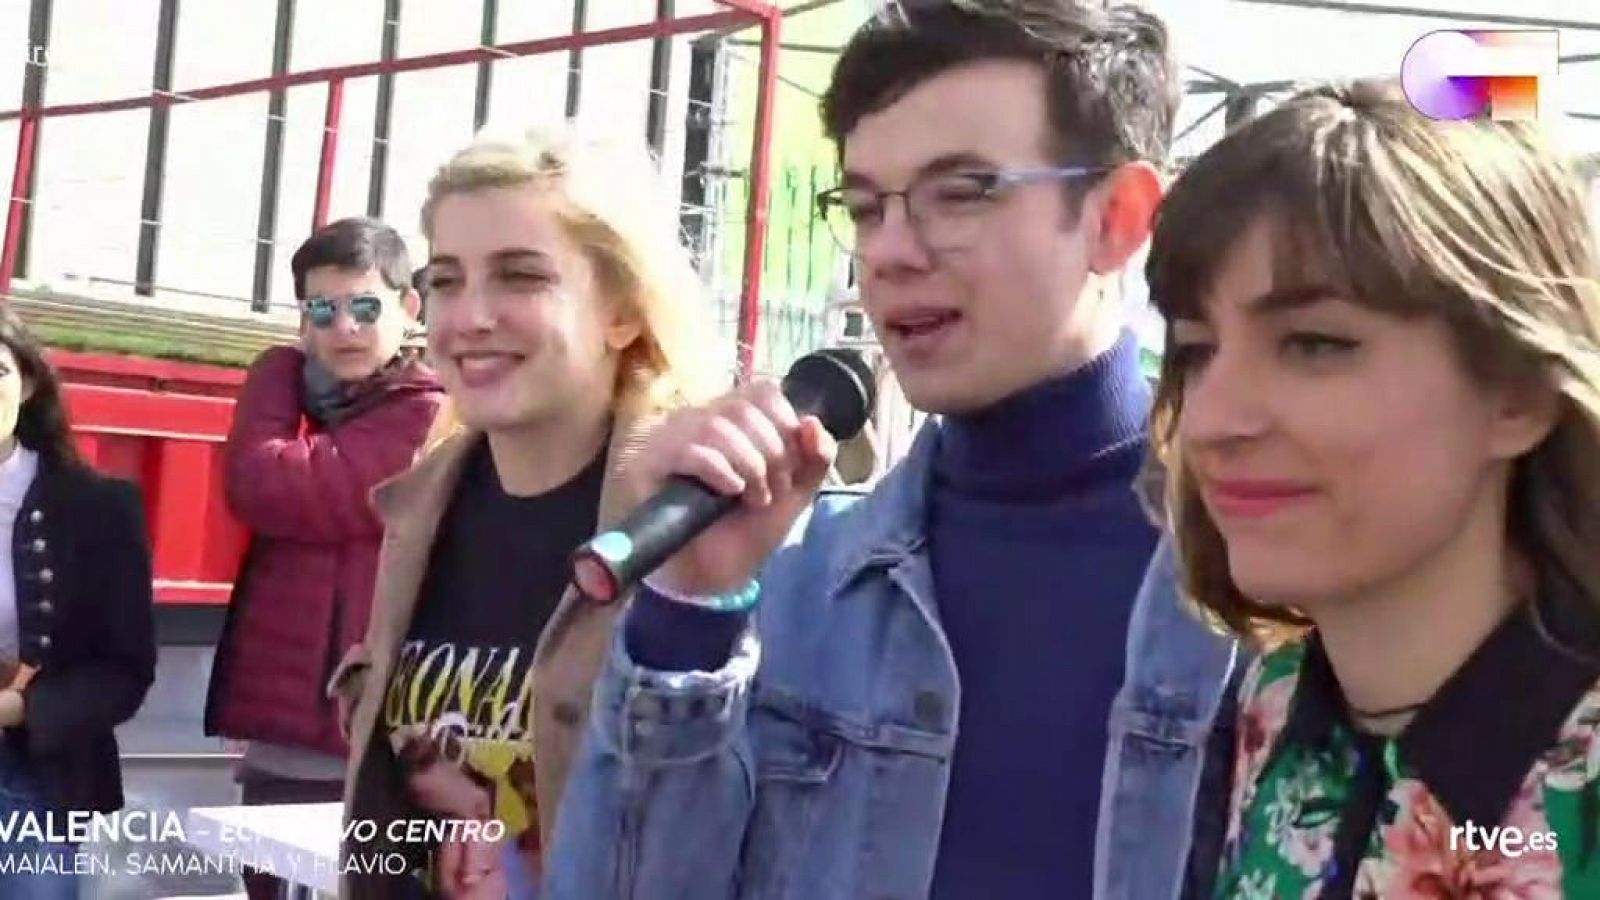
[1,0,786,605]
[1,0,783,378]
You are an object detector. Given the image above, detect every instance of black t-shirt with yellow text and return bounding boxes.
[384,438,604,896]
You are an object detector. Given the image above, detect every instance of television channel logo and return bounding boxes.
[1401,29,1558,121]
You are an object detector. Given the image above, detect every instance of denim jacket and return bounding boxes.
[548,424,1239,900]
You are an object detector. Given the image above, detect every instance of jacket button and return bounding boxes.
[35,600,51,614]
[913,691,946,729]
[27,510,40,525]
[552,701,582,727]
[31,539,45,554]
[36,635,50,650]
[37,570,52,585]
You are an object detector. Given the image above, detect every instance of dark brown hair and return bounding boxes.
[821,0,1179,187]
[1145,80,1600,646]
[0,306,81,468]
[291,216,414,302]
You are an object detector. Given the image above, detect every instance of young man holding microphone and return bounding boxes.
[550,2,1237,898]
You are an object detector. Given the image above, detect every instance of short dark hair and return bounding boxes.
[290,217,414,301]
[821,0,1179,169]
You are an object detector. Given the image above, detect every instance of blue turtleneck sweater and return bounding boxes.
[625,332,1158,896]
[927,330,1157,898]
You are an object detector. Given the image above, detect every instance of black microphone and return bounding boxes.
[570,349,877,603]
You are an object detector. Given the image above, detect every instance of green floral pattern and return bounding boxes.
[1215,643,1600,899]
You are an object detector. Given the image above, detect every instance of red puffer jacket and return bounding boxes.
[204,345,446,757]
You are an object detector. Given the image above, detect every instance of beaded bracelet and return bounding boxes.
[641,575,761,613]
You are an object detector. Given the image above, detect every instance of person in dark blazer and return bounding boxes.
[0,305,155,899]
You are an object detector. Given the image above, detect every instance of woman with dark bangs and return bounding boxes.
[1146,80,1600,898]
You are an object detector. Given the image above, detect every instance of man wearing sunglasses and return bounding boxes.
[550,2,1237,900]
[204,217,445,900]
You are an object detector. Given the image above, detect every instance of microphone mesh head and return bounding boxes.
[783,350,876,439]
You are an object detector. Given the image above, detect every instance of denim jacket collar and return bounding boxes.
[825,419,942,598]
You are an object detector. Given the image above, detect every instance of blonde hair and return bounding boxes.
[1145,80,1600,647]
[420,123,725,419]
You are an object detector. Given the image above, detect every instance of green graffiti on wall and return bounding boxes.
[714,2,872,373]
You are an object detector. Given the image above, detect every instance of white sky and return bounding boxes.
[1147,0,1600,158]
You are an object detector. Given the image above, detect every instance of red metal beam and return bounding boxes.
[713,0,783,15]
[62,381,247,603]
[0,114,40,300]
[312,78,345,232]
[75,433,100,467]
[149,440,214,581]
[64,383,234,443]
[51,349,247,394]
[0,11,758,123]
[736,9,782,379]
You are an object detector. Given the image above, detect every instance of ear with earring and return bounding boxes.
[1081,275,1113,307]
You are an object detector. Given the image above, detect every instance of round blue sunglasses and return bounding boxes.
[304,293,383,328]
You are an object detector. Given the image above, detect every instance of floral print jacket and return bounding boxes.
[1212,603,1600,899]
